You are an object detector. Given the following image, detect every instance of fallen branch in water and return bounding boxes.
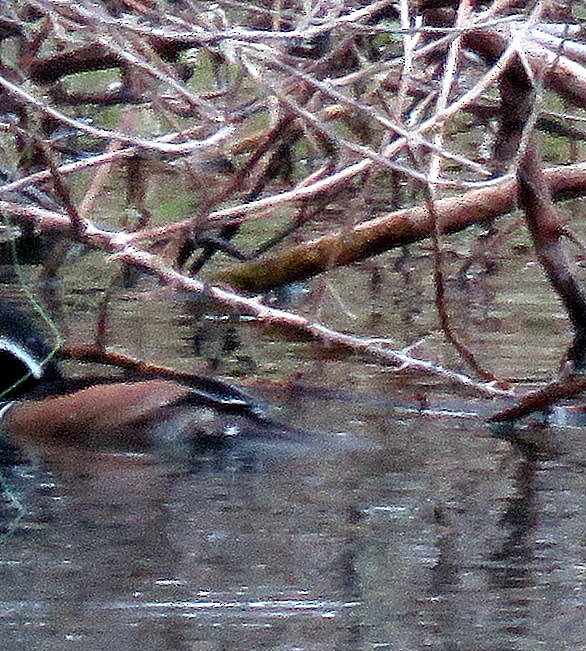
[489,374,586,422]
[61,344,209,380]
[60,344,265,407]
[110,245,515,399]
[5,160,586,294]
[490,46,586,423]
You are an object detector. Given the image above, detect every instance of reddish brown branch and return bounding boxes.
[28,37,199,85]
[489,374,586,423]
[61,344,208,380]
[490,48,586,422]
[519,148,586,370]
[424,188,494,380]
[464,25,586,108]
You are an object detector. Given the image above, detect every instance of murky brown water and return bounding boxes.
[1,242,586,651]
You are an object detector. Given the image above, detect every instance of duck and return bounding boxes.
[0,303,287,454]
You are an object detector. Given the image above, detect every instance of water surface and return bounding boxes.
[0,247,584,651]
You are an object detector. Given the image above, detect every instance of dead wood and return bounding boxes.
[489,46,586,422]
[216,163,586,292]
[2,1,586,403]
[489,374,586,423]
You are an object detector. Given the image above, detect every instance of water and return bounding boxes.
[0,244,585,650]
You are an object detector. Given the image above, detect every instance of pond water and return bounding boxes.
[0,243,585,651]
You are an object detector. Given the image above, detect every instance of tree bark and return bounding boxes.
[217,163,586,292]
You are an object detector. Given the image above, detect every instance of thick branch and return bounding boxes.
[464,26,586,108]
[0,195,514,398]
[518,151,586,337]
[518,147,586,373]
[217,162,586,292]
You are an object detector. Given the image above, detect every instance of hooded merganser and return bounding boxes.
[0,304,286,453]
